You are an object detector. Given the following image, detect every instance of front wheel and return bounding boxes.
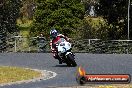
[66,53,77,67]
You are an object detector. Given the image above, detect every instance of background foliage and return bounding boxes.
[96,0,128,39]
[30,0,85,39]
[0,0,132,52]
[0,0,21,52]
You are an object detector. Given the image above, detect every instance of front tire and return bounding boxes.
[67,53,77,67]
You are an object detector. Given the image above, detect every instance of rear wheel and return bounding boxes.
[67,53,77,67]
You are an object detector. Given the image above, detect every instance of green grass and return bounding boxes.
[0,66,41,84]
[59,84,132,88]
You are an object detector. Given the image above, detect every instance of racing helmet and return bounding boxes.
[50,28,58,38]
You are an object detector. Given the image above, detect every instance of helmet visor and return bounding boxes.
[51,32,57,38]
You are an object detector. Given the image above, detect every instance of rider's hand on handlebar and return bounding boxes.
[67,38,72,42]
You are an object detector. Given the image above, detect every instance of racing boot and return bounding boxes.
[58,59,62,64]
[54,55,63,64]
[58,57,63,64]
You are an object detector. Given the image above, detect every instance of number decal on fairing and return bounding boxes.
[62,47,66,51]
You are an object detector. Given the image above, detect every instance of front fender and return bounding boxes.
[66,52,72,56]
[66,52,75,59]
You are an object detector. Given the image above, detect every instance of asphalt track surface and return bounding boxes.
[0,53,132,88]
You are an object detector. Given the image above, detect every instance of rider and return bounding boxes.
[50,28,70,64]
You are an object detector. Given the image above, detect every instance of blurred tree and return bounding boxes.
[0,0,21,52]
[4,0,21,33]
[19,0,36,22]
[79,17,109,40]
[0,0,6,52]
[30,0,85,39]
[81,0,99,16]
[96,0,128,39]
[130,1,132,39]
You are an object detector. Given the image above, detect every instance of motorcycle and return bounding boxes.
[54,38,77,67]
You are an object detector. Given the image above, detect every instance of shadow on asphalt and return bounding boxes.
[53,65,69,67]
[53,65,77,68]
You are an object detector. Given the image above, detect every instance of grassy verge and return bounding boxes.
[59,84,132,88]
[0,66,41,84]
[87,84,132,88]
[97,84,132,88]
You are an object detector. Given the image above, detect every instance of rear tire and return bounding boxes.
[67,53,77,67]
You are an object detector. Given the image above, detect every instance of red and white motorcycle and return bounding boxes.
[54,38,77,67]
